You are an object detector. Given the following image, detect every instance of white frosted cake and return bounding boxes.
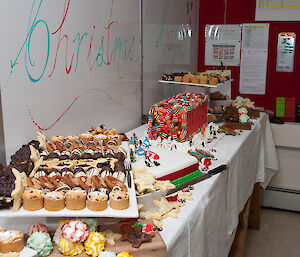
[126,124,199,180]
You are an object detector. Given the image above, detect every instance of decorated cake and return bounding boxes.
[147,93,208,142]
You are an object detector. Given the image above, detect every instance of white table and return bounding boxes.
[156,113,278,257]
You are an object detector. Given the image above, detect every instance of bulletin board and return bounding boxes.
[0,0,141,161]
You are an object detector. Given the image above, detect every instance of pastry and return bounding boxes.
[28,224,49,239]
[182,75,190,83]
[53,219,70,245]
[62,220,89,243]
[209,77,218,85]
[67,136,79,143]
[174,76,182,82]
[104,176,127,192]
[65,190,86,210]
[44,191,65,211]
[63,174,81,189]
[91,176,108,192]
[87,191,108,211]
[84,232,106,257]
[51,136,65,143]
[190,76,199,84]
[76,218,98,232]
[199,76,208,84]
[0,230,24,253]
[26,231,53,256]
[77,176,93,191]
[109,190,129,210]
[58,238,84,256]
[22,189,43,211]
[79,133,93,144]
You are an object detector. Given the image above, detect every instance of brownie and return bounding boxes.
[9,140,40,176]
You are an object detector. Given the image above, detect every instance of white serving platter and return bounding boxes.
[0,173,138,218]
[158,79,233,88]
[20,247,37,257]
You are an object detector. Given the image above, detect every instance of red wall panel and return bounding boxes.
[198,0,300,120]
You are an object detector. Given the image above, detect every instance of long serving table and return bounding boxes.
[159,113,278,257]
[0,113,278,257]
[127,113,278,257]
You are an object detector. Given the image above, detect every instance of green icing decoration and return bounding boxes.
[238,107,248,115]
[239,114,250,124]
[27,232,53,257]
[77,218,98,232]
[235,96,244,103]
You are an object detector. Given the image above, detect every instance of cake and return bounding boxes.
[22,189,43,211]
[0,230,24,254]
[109,190,129,210]
[65,190,86,210]
[87,191,108,211]
[44,191,65,211]
[0,164,16,210]
[147,93,208,142]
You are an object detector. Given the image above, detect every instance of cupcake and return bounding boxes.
[44,191,65,211]
[87,191,108,211]
[22,189,43,211]
[65,190,86,210]
[109,190,129,210]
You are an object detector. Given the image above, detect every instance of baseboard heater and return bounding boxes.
[262,186,300,212]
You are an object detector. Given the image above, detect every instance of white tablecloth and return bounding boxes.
[159,113,279,257]
[0,114,279,257]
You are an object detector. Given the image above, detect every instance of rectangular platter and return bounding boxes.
[0,172,138,218]
[158,79,233,88]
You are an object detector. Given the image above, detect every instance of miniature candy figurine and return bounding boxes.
[137,146,145,159]
[130,149,136,163]
[142,138,150,149]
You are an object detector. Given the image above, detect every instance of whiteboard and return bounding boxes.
[0,0,141,162]
[142,0,199,114]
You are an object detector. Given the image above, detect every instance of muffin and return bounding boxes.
[65,190,86,210]
[109,190,129,210]
[174,76,182,82]
[87,191,108,211]
[22,189,43,211]
[44,191,65,211]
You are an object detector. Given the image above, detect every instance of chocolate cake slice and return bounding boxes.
[9,140,40,176]
[0,164,16,209]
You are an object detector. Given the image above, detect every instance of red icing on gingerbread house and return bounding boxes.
[147,93,208,142]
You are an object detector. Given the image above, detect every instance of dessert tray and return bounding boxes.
[0,172,138,218]
[158,79,233,88]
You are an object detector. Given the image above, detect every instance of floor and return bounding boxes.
[244,207,300,257]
